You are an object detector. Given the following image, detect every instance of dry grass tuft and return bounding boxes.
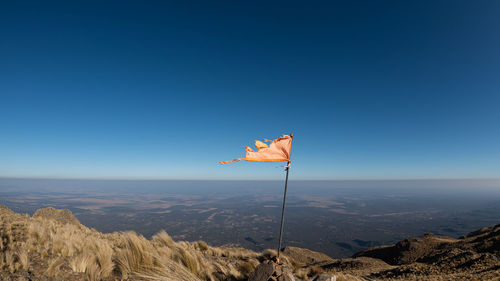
[152,230,175,247]
[45,258,66,278]
[261,249,278,260]
[17,248,29,271]
[307,265,325,277]
[238,260,257,275]
[294,268,309,280]
[196,240,209,252]
[176,248,199,273]
[115,231,162,278]
[69,253,93,273]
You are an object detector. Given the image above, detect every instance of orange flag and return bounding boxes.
[220,134,294,164]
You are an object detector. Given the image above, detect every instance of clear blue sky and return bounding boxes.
[1,1,499,180]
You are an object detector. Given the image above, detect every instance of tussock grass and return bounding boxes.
[152,229,175,247]
[70,253,93,273]
[17,249,29,270]
[46,257,65,278]
[115,231,164,278]
[196,241,209,252]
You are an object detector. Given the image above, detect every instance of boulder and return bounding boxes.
[248,262,275,281]
[248,261,295,281]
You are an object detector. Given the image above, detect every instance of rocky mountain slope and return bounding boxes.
[0,205,499,280]
[353,224,500,280]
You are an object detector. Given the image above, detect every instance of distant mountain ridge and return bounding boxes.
[0,205,499,280]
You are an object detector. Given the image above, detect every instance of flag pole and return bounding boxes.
[277,160,291,260]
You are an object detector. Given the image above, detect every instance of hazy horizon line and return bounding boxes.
[1,176,499,182]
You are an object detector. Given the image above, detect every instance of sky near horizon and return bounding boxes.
[1,1,499,180]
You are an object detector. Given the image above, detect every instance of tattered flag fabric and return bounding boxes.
[220,134,293,164]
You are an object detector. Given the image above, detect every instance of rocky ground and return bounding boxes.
[0,205,499,280]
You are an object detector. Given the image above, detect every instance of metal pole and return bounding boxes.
[277,161,290,260]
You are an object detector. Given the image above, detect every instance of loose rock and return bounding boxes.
[248,261,295,281]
